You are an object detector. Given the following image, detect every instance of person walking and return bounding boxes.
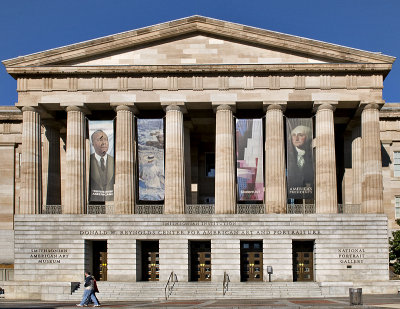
[77,271,100,307]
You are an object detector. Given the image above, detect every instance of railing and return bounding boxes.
[164,271,178,300]
[338,204,361,214]
[186,204,215,214]
[42,205,62,214]
[135,204,164,214]
[237,204,265,214]
[287,204,316,214]
[223,271,230,296]
[88,204,114,214]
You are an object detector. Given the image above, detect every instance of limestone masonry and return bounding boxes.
[0,16,399,300]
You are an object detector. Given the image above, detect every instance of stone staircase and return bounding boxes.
[63,281,322,301]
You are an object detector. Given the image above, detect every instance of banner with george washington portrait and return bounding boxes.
[89,120,115,202]
[286,118,314,199]
[137,119,165,201]
[236,118,264,201]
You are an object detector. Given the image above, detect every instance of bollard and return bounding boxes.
[349,288,362,305]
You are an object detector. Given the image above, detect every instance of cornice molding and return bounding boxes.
[3,16,395,68]
[5,63,393,77]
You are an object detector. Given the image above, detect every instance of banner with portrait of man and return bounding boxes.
[89,120,115,202]
[137,119,165,201]
[286,118,314,199]
[236,118,264,201]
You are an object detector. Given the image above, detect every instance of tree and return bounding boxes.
[389,219,400,275]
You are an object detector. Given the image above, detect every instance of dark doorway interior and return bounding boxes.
[92,240,107,281]
[240,240,263,282]
[189,241,211,281]
[292,240,314,282]
[139,241,159,281]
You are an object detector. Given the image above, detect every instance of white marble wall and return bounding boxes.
[13,214,388,283]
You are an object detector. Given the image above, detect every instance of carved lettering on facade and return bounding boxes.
[338,248,365,264]
[29,248,69,264]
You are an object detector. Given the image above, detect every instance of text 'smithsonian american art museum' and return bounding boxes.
[0,16,400,300]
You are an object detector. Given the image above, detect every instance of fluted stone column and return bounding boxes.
[352,123,362,205]
[20,106,42,214]
[164,105,185,214]
[42,124,61,206]
[315,103,337,213]
[114,105,135,214]
[362,103,383,213]
[215,104,236,214]
[265,104,287,213]
[64,106,86,214]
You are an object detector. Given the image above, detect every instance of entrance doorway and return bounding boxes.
[189,241,211,281]
[240,240,263,282]
[138,241,159,281]
[87,240,107,281]
[292,240,314,282]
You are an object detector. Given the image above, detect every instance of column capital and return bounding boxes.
[21,106,40,113]
[166,104,182,112]
[216,104,233,112]
[363,103,380,111]
[263,101,287,112]
[65,105,88,114]
[266,104,285,112]
[316,103,336,112]
[114,104,137,113]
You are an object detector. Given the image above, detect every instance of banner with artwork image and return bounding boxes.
[137,119,165,201]
[89,120,115,202]
[236,118,264,201]
[286,118,314,199]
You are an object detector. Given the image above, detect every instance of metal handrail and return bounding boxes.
[223,271,230,296]
[164,271,178,300]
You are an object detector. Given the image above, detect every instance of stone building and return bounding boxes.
[0,16,399,300]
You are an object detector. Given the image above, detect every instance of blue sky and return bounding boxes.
[0,0,399,105]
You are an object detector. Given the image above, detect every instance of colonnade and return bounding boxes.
[19,102,383,215]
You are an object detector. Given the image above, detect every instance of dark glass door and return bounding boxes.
[241,241,263,282]
[293,241,314,281]
[190,241,211,281]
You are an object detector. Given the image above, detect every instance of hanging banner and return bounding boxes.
[137,119,165,201]
[286,118,314,199]
[236,118,264,201]
[89,120,115,202]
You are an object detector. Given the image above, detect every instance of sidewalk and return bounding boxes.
[1,295,400,309]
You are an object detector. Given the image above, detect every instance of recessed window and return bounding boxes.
[395,196,400,219]
[205,153,215,177]
[394,152,400,177]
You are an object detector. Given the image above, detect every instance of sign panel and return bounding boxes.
[137,119,165,201]
[89,120,115,202]
[236,119,264,201]
[286,118,314,199]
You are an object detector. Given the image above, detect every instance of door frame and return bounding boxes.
[240,240,263,282]
[292,240,315,282]
[189,240,211,282]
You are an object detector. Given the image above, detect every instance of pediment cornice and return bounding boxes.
[2,15,396,69]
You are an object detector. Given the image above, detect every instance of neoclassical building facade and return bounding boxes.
[0,16,398,300]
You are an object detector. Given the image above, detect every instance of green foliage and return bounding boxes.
[389,219,400,275]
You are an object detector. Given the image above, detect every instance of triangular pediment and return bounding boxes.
[70,34,328,66]
[3,15,395,69]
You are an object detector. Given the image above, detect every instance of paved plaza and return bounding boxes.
[2,295,400,309]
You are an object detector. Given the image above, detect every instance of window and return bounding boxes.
[205,153,215,177]
[394,152,400,177]
[396,196,400,219]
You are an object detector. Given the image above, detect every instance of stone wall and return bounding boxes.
[14,214,388,283]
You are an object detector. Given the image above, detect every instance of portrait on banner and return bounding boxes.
[286,118,314,199]
[89,120,115,202]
